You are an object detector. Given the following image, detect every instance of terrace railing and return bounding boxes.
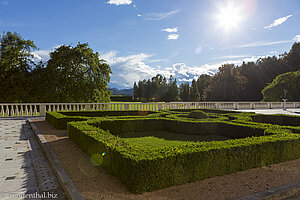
[0,102,300,117]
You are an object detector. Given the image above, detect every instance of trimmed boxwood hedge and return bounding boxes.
[187,110,209,119]
[46,110,160,129]
[251,114,300,126]
[47,109,300,193]
[66,114,300,193]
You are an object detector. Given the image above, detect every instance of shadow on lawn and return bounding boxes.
[118,131,232,142]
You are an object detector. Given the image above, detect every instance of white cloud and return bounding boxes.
[264,15,292,29]
[194,44,215,55]
[32,50,51,62]
[144,9,180,20]
[106,0,132,6]
[235,40,292,48]
[102,51,157,88]
[167,34,179,40]
[137,14,141,17]
[223,55,266,65]
[293,35,300,42]
[217,55,251,60]
[31,44,64,62]
[162,27,178,33]
[270,51,278,54]
[102,51,275,88]
[31,52,42,61]
[102,51,220,88]
[195,46,203,54]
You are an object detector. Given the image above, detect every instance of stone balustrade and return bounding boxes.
[0,102,299,117]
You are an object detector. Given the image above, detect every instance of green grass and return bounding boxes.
[120,131,231,150]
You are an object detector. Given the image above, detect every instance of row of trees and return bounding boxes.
[0,32,112,103]
[133,75,178,102]
[133,42,300,102]
[203,43,300,101]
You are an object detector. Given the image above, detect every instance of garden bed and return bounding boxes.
[44,109,300,193]
[32,119,300,200]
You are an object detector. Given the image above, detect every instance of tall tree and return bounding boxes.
[203,64,247,101]
[262,70,300,101]
[169,78,179,102]
[0,32,37,102]
[162,76,178,102]
[196,74,212,100]
[133,82,138,100]
[45,43,112,102]
[190,79,200,101]
[284,42,300,71]
[179,82,190,101]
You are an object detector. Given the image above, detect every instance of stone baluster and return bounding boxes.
[34,105,38,116]
[10,105,14,116]
[1,105,4,117]
[20,105,24,116]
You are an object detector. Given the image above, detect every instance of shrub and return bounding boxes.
[47,108,300,193]
[251,114,300,126]
[67,117,300,193]
[187,110,208,119]
[46,110,160,129]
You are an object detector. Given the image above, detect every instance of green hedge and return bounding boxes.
[46,110,160,129]
[110,95,133,102]
[67,115,300,193]
[251,114,300,126]
[47,109,300,193]
[187,110,209,119]
[169,108,244,114]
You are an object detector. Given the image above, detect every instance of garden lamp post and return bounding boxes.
[282,89,287,110]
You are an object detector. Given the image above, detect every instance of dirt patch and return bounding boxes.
[32,119,300,200]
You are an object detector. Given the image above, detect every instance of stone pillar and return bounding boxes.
[124,104,129,110]
[85,104,91,111]
[40,104,46,116]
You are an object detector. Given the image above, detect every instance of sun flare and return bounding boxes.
[216,4,243,32]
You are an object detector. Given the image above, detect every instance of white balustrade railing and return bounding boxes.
[0,102,300,117]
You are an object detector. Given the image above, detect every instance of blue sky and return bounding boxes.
[1,0,300,88]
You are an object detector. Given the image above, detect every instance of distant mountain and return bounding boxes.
[109,88,133,96]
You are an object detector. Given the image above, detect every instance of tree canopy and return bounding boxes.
[203,64,247,101]
[133,42,300,102]
[44,43,112,102]
[133,74,178,102]
[262,70,300,101]
[0,32,111,103]
[0,32,37,102]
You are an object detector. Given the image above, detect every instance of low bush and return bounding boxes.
[47,108,300,193]
[67,117,300,193]
[251,114,300,126]
[46,110,160,129]
[187,110,209,119]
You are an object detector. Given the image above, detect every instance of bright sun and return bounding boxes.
[216,4,243,32]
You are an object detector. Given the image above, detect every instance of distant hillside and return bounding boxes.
[109,88,133,96]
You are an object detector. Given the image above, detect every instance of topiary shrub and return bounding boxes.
[187,110,209,119]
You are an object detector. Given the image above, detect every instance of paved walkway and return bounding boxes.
[0,118,65,200]
[235,108,300,116]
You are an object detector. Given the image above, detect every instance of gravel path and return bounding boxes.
[33,119,300,200]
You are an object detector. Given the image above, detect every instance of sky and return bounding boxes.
[1,0,300,89]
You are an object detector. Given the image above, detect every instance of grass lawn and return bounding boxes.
[120,131,231,150]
